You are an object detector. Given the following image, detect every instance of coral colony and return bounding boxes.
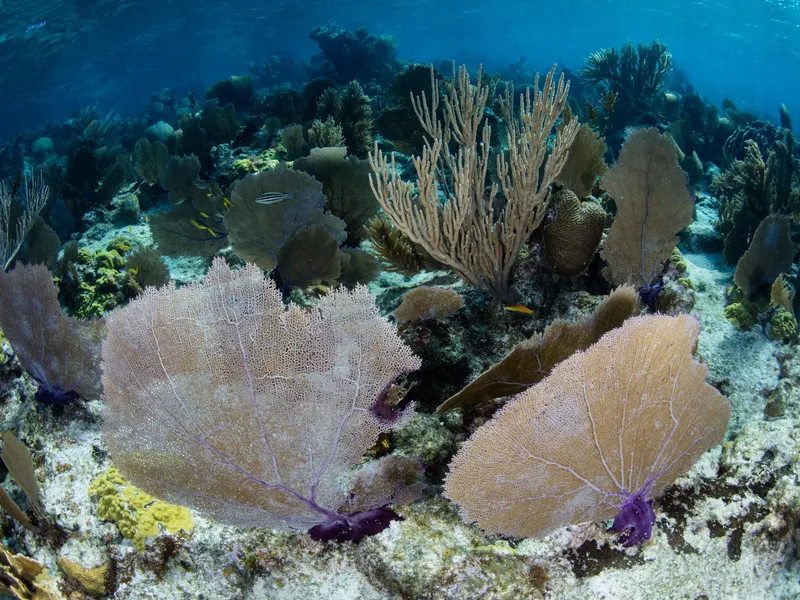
[0,20,797,599]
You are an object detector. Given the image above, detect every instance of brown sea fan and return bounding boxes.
[444,314,730,545]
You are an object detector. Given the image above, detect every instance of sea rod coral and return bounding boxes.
[100,259,423,543]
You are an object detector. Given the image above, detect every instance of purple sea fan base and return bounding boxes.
[307,505,403,543]
[611,492,656,546]
[34,384,80,406]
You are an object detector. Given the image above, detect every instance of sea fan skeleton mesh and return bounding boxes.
[101,258,421,533]
[444,314,730,543]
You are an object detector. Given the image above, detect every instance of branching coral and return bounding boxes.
[581,40,672,130]
[1,171,50,271]
[316,81,374,158]
[370,64,577,299]
[364,216,426,277]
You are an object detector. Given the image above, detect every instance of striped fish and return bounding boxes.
[256,191,294,205]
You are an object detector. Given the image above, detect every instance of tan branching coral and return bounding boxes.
[601,128,694,288]
[436,285,638,413]
[444,314,730,541]
[393,286,464,322]
[370,64,577,299]
[542,187,606,275]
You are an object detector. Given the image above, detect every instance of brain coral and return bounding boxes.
[444,314,730,545]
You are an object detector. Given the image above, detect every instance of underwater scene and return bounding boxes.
[1,0,800,598]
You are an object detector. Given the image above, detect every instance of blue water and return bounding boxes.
[1,0,798,141]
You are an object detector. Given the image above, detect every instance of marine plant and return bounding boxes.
[444,314,731,546]
[0,264,104,404]
[370,64,577,300]
[601,128,693,306]
[101,259,424,542]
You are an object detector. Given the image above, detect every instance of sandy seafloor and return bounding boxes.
[2,191,800,600]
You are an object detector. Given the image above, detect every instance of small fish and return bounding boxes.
[130,265,139,276]
[128,226,133,233]
[223,197,234,210]
[190,219,216,237]
[503,303,535,315]
[193,177,209,189]
[144,215,149,223]
[310,285,329,295]
[256,191,294,205]
[199,212,210,218]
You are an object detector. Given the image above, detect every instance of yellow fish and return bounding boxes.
[128,226,133,233]
[144,215,149,223]
[130,265,139,276]
[199,212,210,218]
[190,219,216,236]
[503,303,535,315]
[223,197,234,210]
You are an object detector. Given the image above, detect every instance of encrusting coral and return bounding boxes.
[444,314,731,546]
[89,465,194,552]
